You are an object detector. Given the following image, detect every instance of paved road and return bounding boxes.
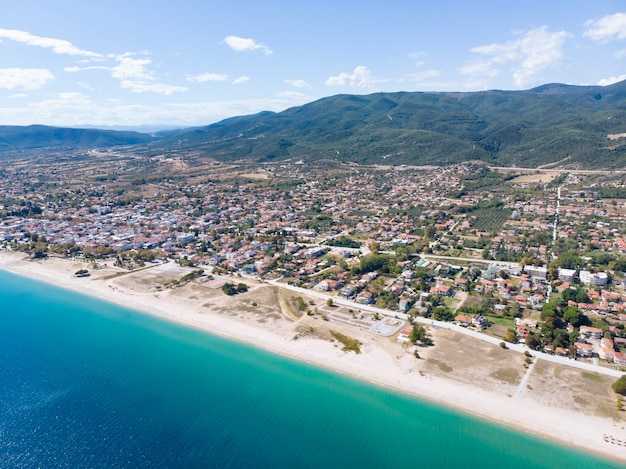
[489,166,626,175]
[266,278,624,377]
[422,254,519,267]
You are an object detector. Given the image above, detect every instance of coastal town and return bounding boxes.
[2,149,626,462]
[2,150,626,369]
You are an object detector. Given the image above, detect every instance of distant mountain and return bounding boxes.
[77,124,185,134]
[0,125,155,153]
[149,80,626,169]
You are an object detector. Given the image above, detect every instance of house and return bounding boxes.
[575,342,594,357]
[315,280,332,291]
[431,284,452,296]
[454,277,468,289]
[600,347,615,361]
[516,324,531,339]
[472,315,488,330]
[556,282,571,294]
[555,347,569,357]
[615,351,626,367]
[579,325,603,340]
[356,291,374,304]
[398,298,411,312]
[454,314,473,327]
[340,285,356,298]
[397,326,413,344]
[401,270,414,280]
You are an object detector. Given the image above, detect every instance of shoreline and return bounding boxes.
[1,252,625,464]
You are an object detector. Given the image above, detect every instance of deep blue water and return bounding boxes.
[0,270,622,468]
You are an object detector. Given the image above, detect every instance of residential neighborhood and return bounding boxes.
[2,155,626,368]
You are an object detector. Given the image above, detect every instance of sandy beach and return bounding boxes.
[2,251,625,463]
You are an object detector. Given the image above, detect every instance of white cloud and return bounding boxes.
[285,79,311,89]
[0,28,101,57]
[232,76,250,84]
[0,68,54,90]
[325,66,386,90]
[9,93,28,99]
[186,73,229,83]
[584,13,626,43]
[110,54,153,81]
[0,93,316,127]
[460,26,570,88]
[222,35,272,55]
[108,53,188,95]
[64,65,109,73]
[616,49,626,59]
[598,74,626,86]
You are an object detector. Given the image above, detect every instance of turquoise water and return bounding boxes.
[0,270,622,468]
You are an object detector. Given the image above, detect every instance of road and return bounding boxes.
[265,278,622,377]
[489,166,626,175]
[422,254,519,268]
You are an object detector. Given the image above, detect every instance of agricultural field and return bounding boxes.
[469,206,513,231]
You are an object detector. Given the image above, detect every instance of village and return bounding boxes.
[1,154,626,370]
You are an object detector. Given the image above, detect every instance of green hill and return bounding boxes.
[0,125,155,153]
[152,80,626,169]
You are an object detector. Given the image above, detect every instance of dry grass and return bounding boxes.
[419,329,525,394]
[509,173,558,183]
[525,360,623,420]
[293,323,334,342]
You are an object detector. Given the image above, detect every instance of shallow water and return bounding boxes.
[0,270,621,468]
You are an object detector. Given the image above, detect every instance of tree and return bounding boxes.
[563,306,587,328]
[326,298,334,307]
[612,376,626,396]
[557,251,583,270]
[526,334,542,351]
[221,283,237,296]
[540,302,557,321]
[562,288,589,304]
[410,324,433,346]
[433,306,453,322]
[552,329,571,348]
[504,329,518,343]
[615,257,626,273]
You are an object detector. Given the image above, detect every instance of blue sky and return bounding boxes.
[2,0,626,128]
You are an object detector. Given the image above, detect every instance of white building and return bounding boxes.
[525,265,547,280]
[557,268,576,282]
[579,270,608,286]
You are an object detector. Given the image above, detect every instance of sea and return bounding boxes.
[0,269,622,469]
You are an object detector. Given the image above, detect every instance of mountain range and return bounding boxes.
[3,80,626,169]
[0,125,154,153]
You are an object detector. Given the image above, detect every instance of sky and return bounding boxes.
[2,0,626,129]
